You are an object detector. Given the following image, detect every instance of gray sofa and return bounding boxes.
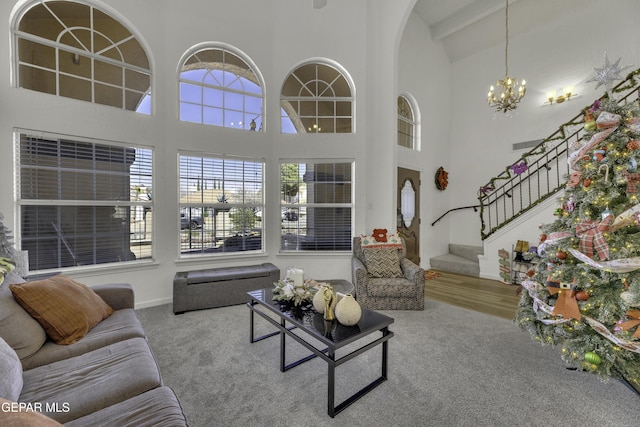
[0,272,187,426]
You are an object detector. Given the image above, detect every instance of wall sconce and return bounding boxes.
[545,87,577,105]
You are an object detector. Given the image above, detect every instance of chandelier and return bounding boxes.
[487,0,526,113]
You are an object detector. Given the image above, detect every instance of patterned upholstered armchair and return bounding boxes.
[351,236,425,310]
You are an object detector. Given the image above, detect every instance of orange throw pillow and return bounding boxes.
[10,276,113,345]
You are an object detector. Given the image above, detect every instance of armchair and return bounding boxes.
[351,236,425,310]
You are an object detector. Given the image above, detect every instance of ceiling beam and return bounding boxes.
[430,0,520,41]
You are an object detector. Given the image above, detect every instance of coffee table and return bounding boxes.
[247,287,394,417]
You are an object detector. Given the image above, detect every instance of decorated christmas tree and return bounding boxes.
[0,212,18,261]
[516,55,640,392]
[0,212,28,277]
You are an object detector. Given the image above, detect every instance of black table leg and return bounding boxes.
[249,302,255,343]
[328,348,336,417]
[382,327,389,380]
[328,327,393,417]
[280,317,286,372]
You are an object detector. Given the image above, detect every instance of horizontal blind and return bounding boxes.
[280,161,353,251]
[17,132,153,271]
[179,153,264,256]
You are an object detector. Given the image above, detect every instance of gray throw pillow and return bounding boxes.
[0,272,47,359]
[363,247,403,278]
[0,336,23,401]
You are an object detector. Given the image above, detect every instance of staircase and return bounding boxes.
[478,68,640,240]
[430,244,483,276]
[430,68,640,278]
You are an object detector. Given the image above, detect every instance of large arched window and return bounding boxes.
[397,94,419,150]
[281,60,354,134]
[12,0,152,113]
[178,45,264,131]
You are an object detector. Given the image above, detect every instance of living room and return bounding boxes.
[3,0,640,304]
[2,0,640,425]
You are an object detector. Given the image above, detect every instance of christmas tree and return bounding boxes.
[516,55,640,392]
[0,212,28,277]
[0,212,18,261]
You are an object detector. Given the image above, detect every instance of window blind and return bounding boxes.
[179,153,264,255]
[280,161,353,251]
[17,132,153,271]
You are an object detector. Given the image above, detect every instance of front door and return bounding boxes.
[397,167,420,265]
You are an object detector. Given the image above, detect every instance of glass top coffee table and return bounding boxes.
[247,287,394,418]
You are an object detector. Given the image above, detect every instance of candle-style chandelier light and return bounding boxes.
[487,0,526,113]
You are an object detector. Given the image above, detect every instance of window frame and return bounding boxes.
[178,151,265,258]
[11,0,153,113]
[178,43,265,131]
[279,159,354,253]
[14,129,154,273]
[397,94,420,150]
[280,59,355,134]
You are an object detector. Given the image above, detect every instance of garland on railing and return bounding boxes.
[478,67,640,240]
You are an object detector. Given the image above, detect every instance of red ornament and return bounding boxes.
[540,234,547,243]
[556,251,568,260]
[575,290,590,301]
[627,140,640,150]
[583,178,592,188]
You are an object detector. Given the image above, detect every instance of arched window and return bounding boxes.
[397,94,419,150]
[178,45,264,131]
[12,0,152,113]
[281,60,354,133]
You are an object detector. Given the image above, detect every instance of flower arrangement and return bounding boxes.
[272,278,316,306]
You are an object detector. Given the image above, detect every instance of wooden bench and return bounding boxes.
[173,263,280,314]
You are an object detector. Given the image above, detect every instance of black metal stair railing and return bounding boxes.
[478,68,640,240]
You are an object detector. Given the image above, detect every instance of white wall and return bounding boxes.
[447,0,640,248]
[396,12,451,267]
[0,0,419,307]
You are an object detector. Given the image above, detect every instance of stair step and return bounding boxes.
[430,253,480,276]
[449,244,483,263]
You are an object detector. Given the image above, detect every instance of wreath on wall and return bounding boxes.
[435,166,449,191]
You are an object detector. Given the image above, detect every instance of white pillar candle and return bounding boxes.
[294,268,304,287]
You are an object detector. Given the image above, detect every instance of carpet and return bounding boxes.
[136,300,640,427]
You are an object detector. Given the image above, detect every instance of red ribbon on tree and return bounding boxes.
[622,170,640,195]
[576,214,613,260]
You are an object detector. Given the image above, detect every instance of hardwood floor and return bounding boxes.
[424,270,521,320]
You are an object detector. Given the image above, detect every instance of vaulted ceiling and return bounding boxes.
[412,0,587,62]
